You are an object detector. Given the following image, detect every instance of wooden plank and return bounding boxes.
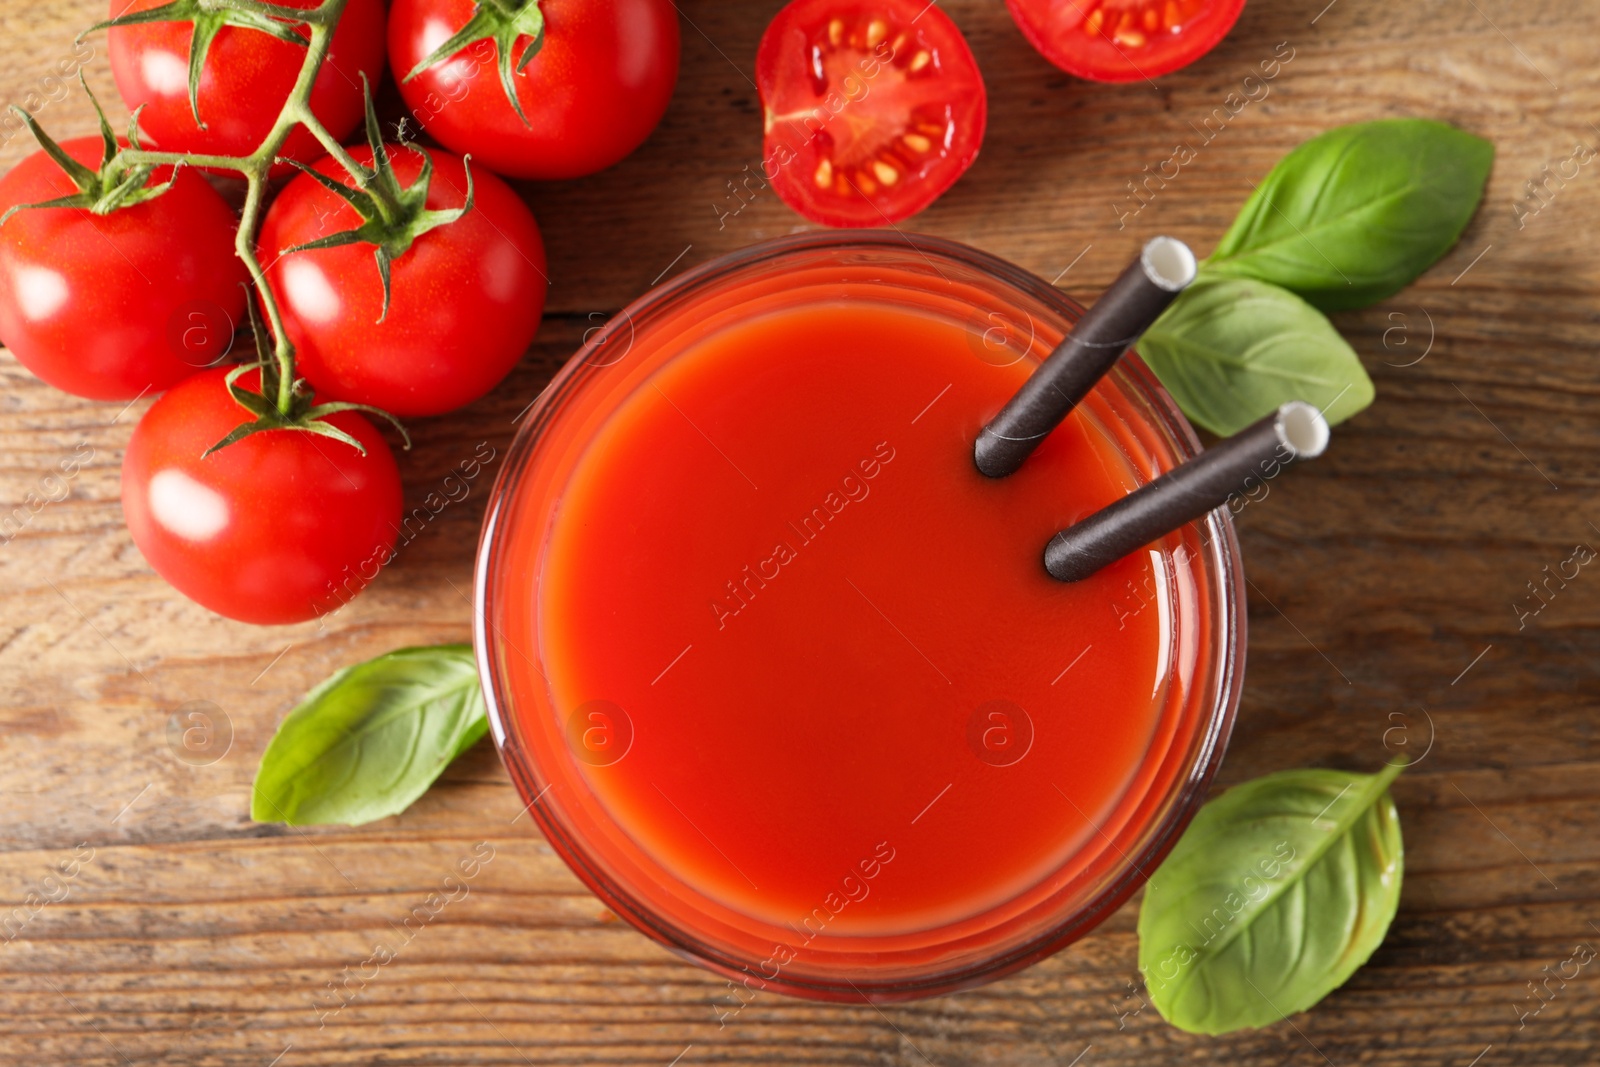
[1,0,1598,1063]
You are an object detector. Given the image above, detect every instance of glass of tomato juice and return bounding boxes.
[475,232,1245,1001]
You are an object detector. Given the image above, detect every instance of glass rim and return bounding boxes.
[474,229,1247,1001]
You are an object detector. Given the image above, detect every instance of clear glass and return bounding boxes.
[474,231,1246,1002]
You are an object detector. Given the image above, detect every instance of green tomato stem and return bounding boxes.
[246,0,352,414]
[110,0,361,417]
[290,100,383,209]
[115,148,245,171]
[209,0,338,27]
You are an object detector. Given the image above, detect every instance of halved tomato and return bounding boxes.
[1005,0,1246,83]
[756,0,986,228]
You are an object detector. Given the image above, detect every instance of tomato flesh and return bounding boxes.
[121,367,403,626]
[1006,0,1246,82]
[758,0,987,227]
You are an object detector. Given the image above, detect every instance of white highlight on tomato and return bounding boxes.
[419,18,474,88]
[140,49,188,97]
[14,265,69,321]
[418,16,456,55]
[479,240,523,303]
[615,0,659,84]
[281,258,341,324]
[148,469,229,542]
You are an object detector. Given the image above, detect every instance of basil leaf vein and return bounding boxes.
[1138,762,1405,1035]
[251,643,488,826]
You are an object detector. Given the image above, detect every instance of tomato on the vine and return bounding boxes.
[387,0,680,180]
[1005,0,1246,82]
[106,0,388,165]
[122,367,403,625]
[0,135,247,400]
[258,144,547,417]
[756,0,987,228]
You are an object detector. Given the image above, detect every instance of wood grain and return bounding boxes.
[2,0,1599,1063]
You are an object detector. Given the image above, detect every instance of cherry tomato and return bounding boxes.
[258,144,547,417]
[0,136,247,400]
[1005,0,1246,82]
[122,367,403,625]
[107,0,388,165]
[387,0,680,180]
[756,0,987,228]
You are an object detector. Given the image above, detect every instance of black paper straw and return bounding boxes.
[974,236,1197,479]
[1043,402,1330,583]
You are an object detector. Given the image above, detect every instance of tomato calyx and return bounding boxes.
[279,78,477,323]
[90,0,309,130]
[1,76,182,225]
[206,305,410,458]
[207,362,408,457]
[401,0,546,127]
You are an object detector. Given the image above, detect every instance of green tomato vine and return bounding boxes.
[7,0,478,453]
[104,0,354,420]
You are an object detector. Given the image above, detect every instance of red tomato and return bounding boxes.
[122,367,403,625]
[387,0,679,180]
[1005,0,1245,82]
[258,144,547,417]
[756,0,987,228]
[0,136,247,400]
[107,0,387,165]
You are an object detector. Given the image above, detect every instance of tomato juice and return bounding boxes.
[477,233,1244,999]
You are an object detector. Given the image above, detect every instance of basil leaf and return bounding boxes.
[1138,762,1405,1035]
[251,643,488,826]
[1140,275,1374,436]
[1205,118,1493,310]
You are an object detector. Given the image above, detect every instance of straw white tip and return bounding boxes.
[1141,236,1197,292]
[1276,401,1330,459]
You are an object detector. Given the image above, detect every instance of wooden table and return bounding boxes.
[3,0,1597,1063]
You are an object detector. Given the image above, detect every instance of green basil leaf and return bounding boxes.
[251,644,487,826]
[1205,118,1493,310]
[1140,275,1374,436]
[1138,762,1405,1035]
